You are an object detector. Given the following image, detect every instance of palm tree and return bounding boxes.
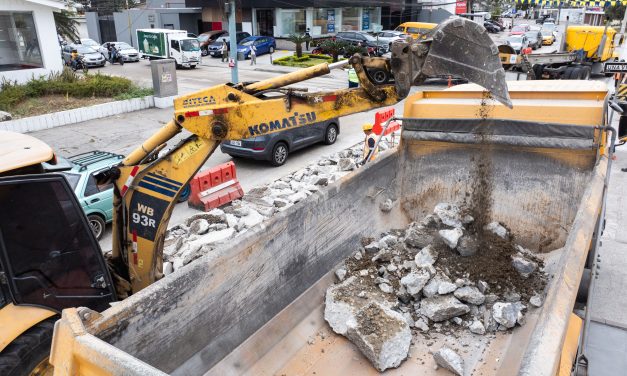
[319,39,349,62]
[287,33,310,58]
[54,10,80,43]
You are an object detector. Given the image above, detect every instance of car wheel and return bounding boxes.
[190,65,196,69]
[367,68,389,84]
[269,46,275,53]
[580,66,591,80]
[271,142,288,166]
[201,48,208,56]
[324,124,338,145]
[88,214,105,240]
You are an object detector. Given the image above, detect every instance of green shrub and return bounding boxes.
[0,68,146,112]
[272,53,334,68]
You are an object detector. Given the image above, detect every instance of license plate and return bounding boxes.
[230,140,242,146]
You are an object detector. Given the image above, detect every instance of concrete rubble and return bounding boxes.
[323,203,548,373]
[163,139,392,271]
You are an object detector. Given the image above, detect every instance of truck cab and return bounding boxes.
[168,36,201,68]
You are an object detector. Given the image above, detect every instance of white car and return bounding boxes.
[80,38,101,52]
[99,42,140,62]
[373,30,409,48]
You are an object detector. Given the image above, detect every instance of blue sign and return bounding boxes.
[362,10,370,30]
[327,9,335,33]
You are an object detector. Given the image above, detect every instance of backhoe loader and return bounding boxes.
[0,18,511,375]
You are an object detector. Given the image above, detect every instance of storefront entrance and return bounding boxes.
[256,9,274,36]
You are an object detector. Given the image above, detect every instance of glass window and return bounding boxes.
[0,12,43,72]
[313,8,336,34]
[84,174,99,197]
[180,39,199,51]
[342,8,359,31]
[280,9,306,36]
[61,172,81,191]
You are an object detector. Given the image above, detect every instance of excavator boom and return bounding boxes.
[105,17,511,296]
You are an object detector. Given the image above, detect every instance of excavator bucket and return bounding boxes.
[392,17,512,108]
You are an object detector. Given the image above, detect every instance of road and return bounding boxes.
[33,18,594,251]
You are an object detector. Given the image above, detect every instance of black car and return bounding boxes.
[207,31,251,57]
[335,31,388,56]
[536,14,550,24]
[483,22,500,34]
[220,118,340,166]
[524,30,542,50]
[485,19,505,31]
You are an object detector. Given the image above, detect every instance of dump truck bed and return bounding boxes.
[51,81,611,376]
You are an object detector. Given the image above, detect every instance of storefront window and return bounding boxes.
[341,8,359,31]
[0,12,43,72]
[362,8,381,31]
[313,8,335,35]
[280,9,306,36]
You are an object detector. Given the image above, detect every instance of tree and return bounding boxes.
[287,33,309,58]
[54,10,79,43]
[319,39,349,62]
[606,4,625,22]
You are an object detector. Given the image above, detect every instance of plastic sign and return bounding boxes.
[604,62,627,73]
[228,58,235,68]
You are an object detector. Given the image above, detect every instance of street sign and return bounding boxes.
[604,62,627,73]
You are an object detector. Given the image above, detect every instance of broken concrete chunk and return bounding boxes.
[529,294,544,308]
[439,228,463,249]
[438,282,458,295]
[273,198,291,208]
[243,194,275,207]
[379,283,393,294]
[415,245,438,268]
[364,241,380,254]
[423,274,452,298]
[492,302,521,329]
[405,227,434,249]
[372,249,393,263]
[270,180,290,190]
[454,286,486,305]
[414,317,430,332]
[484,294,498,304]
[338,158,356,171]
[335,267,347,282]
[477,280,489,294]
[240,209,265,229]
[346,302,411,372]
[457,235,478,257]
[379,199,393,213]
[188,219,210,235]
[434,203,464,228]
[504,291,521,302]
[469,319,486,335]
[400,269,431,295]
[511,255,538,278]
[420,295,470,322]
[185,209,226,226]
[433,346,464,376]
[288,190,308,203]
[162,261,173,275]
[485,221,509,239]
[378,234,398,248]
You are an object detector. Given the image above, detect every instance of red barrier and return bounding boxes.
[372,107,401,136]
[188,161,244,211]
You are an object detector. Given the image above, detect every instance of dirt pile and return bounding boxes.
[324,202,548,373]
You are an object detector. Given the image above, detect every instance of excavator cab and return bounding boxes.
[0,173,116,375]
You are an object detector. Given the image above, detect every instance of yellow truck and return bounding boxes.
[48,79,618,375]
[500,24,623,79]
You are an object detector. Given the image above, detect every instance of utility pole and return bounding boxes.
[226,0,238,83]
[126,0,133,46]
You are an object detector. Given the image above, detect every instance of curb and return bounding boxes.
[0,95,155,133]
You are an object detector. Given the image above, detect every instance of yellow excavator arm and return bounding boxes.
[104,18,512,297]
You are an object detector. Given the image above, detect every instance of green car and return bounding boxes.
[61,151,124,240]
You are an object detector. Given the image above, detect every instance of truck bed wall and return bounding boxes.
[94,152,407,374]
[90,132,596,374]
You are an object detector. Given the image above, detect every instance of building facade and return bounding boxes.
[186,0,453,37]
[1,0,65,84]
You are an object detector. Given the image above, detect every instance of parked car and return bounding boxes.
[60,151,124,240]
[545,18,556,24]
[509,25,526,36]
[536,14,550,24]
[485,19,505,31]
[237,36,276,59]
[525,30,542,50]
[484,22,500,34]
[506,35,530,54]
[541,29,556,45]
[335,31,388,56]
[79,38,101,51]
[198,30,228,55]
[187,32,198,38]
[62,44,105,67]
[542,22,556,33]
[220,118,340,166]
[394,21,437,39]
[99,42,140,62]
[206,31,252,57]
[372,30,409,48]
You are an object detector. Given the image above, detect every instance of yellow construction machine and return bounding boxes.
[0,18,510,375]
